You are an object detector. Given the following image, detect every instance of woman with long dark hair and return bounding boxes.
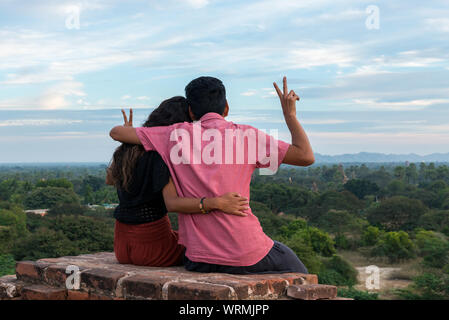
[107,96,248,267]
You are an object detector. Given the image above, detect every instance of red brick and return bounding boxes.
[213,275,269,297]
[89,293,113,300]
[292,274,318,285]
[81,268,126,292]
[44,265,68,287]
[44,264,86,288]
[67,290,89,300]
[15,261,49,282]
[167,282,235,300]
[248,273,318,285]
[21,285,67,300]
[203,280,250,299]
[121,275,167,300]
[322,297,354,300]
[0,275,21,299]
[287,284,337,300]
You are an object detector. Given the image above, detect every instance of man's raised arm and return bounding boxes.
[274,77,315,167]
[109,109,142,145]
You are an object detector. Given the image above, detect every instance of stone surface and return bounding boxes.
[67,290,90,300]
[15,261,49,283]
[0,275,23,299]
[21,284,67,300]
[286,284,338,300]
[1,252,346,300]
[166,281,236,300]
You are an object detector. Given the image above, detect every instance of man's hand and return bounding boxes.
[273,76,300,118]
[121,108,133,127]
[273,76,315,167]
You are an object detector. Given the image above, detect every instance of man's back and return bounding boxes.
[136,112,290,266]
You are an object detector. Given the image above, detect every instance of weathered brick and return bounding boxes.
[291,274,318,285]
[12,252,324,300]
[167,281,235,300]
[0,275,22,299]
[201,279,250,299]
[89,293,113,300]
[81,268,126,293]
[121,275,167,300]
[21,285,67,300]
[44,264,87,288]
[15,261,49,283]
[248,273,318,285]
[67,290,89,300]
[287,284,337,300]
[322,296,354,300]
[218,275,288,298]
[213,275,269,297]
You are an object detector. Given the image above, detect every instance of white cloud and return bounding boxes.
[0,80,87,110]
[288,41,358,69]
[39,81,86,110]
[352,98,449,111]
[0,119,82,127]
[426,18,449,33]
[301,119,349,125]
[308,131,449,145]
[292,8,365,26]
[241,89,257,96]
[184,0,209,9]
[0,27,161,85]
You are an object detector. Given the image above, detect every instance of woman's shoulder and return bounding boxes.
[138,150,165,165]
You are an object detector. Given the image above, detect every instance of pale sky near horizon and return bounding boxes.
[1,0,449,162]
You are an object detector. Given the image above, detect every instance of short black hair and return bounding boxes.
[185,76,226,119]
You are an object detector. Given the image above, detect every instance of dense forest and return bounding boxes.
[1,162,449,300]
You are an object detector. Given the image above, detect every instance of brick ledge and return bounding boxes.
[1,252,349,300]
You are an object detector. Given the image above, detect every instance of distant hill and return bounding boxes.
[314,152,449,163]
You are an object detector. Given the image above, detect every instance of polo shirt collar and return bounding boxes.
[198,112,225,122]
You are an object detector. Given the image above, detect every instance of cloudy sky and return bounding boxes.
[1,0,449,162]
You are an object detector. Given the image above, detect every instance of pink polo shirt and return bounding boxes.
[135,112,290,266]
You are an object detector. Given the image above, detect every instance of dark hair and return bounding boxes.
[185,76,226,119]
[108,96,191,191]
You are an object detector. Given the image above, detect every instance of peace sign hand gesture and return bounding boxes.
[121,108,133,127]
[273,76,300,118]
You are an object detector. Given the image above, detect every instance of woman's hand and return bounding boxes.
[273,76,300,118]
[121,108,133,127]
[110,109,140,144]
[206,193,249,217]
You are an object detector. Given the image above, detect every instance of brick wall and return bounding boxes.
[0,252,347,300]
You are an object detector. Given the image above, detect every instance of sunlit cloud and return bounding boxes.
[1,0,449,161]
[0,119,83,127]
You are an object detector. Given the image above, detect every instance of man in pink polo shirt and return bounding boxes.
[110,76,315,274]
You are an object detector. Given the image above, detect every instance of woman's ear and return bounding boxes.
[188,106,196,121]
[223,101,229,118]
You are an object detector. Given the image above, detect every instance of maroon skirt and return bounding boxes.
[114,215,185,267]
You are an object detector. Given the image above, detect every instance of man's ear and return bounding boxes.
[188,106,196,121]
[223,101,229,118]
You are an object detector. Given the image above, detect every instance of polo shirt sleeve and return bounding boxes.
[135,126,169,153]
[255,128,290,171]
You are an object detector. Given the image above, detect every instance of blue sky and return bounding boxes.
[1,0,449,162]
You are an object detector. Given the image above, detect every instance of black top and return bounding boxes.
[113,151,170,225]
